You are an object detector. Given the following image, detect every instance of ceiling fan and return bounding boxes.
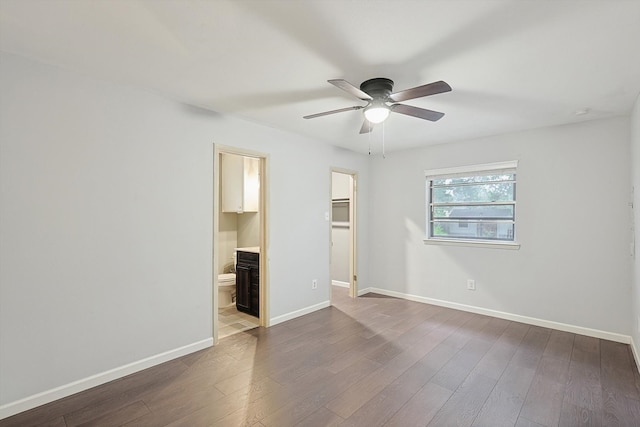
[303,78,452,134]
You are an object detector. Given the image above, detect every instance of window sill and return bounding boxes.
[423,238,520,250]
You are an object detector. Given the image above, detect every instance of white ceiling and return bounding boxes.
[1,0,639,153]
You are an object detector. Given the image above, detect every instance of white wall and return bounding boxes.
[0,53,370,412]
[631,94,640,354]
[369,117,631,337]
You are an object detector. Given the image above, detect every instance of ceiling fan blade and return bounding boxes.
[359,119,375,134]
[328,79,373,101]
[303,105,363,119]
[389,81,451,102]
[391,104,445,121]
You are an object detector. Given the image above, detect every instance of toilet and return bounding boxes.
[218,273,236,308]
[218,252,237,308]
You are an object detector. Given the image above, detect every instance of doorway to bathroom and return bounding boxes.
[330,169,357,304]
[213,145,268,343]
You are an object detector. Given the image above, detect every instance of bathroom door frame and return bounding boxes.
[330,168,358,299]
[213,144,269,344]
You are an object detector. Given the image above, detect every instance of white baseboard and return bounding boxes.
[0,338,213,420]
[270,300,331,326]
[367,287,631,345]
[358,287,373,296]
[331,280,350,288]
[632,337,640,375]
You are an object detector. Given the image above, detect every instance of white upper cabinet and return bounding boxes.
[332,172,351,200]
[221,153,259,213]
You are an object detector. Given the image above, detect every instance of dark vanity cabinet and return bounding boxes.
[236,250,259,317]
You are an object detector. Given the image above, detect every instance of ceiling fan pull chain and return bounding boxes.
[368,126,372,155]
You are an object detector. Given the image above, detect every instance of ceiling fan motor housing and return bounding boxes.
[360,78,394,99]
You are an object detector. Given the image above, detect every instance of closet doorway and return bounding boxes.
[330,169,357,302]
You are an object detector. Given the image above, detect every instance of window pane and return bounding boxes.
[431,182,514,203]
[427,166,517,243]
[431,221,514,241]
[432,205,514,220]
[432,174,514,186]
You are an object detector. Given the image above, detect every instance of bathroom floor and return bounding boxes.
[218,304,260,339]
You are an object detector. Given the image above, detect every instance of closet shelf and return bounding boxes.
[332,221,350,228]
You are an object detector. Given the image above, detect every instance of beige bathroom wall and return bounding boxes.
[238,212,260,248]
[218,212,238,274]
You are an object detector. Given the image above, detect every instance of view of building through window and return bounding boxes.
[427,171,516,242]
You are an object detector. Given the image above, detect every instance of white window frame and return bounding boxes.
[424,161,520,249]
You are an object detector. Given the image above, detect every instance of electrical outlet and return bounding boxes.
[467,279,476,291]
[312,279,318,289]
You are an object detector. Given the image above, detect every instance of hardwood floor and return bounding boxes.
[2,286,639,426]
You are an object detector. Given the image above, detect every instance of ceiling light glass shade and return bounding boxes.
[364,103,390,124]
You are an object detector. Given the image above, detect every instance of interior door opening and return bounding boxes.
[213,146,268,343]
[330,169,357,303]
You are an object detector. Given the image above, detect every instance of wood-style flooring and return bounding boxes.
[2,286,640,426]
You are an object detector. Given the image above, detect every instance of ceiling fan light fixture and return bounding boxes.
[364,102,390,124]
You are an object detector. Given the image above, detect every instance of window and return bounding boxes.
[425,161,518,247]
